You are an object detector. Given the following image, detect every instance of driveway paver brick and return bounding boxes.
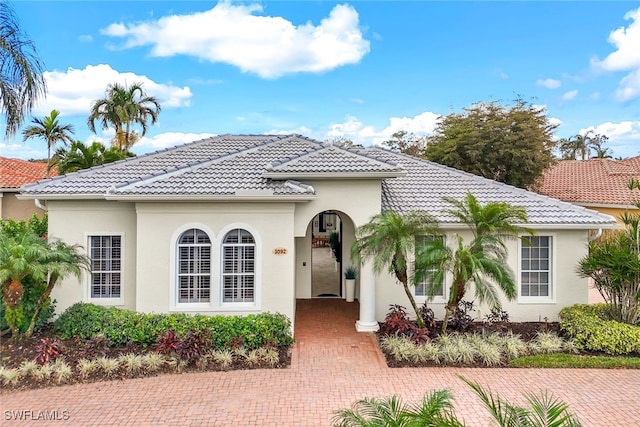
[1,299,639,426]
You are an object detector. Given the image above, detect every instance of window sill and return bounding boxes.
[517,297,556,305]
[88,298,124,306]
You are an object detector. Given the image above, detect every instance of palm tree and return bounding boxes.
[87,82,161,150]
[24,238,88,338]
[332,389,463,427]
[0,231,50,338]
[351,210,440,328]
[0,1,47,137]
[49,140,134,174]
[462,376,583,427]
[0,229,88,338]
[415,193,531,332]
[22,109,75,177]
[558,134,589,160]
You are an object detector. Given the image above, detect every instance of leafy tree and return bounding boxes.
[22,109,75,176]
[0,1,46,137]
[87,81,161,150]
[415,193,531,332]
[424,99,557,189]
[351,210,440,328]
[50,140,134,174]
[382,130,428,157]
[0,228,88,339]
[578,178,640,325]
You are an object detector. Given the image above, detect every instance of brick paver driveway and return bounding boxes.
[2,299,639,426]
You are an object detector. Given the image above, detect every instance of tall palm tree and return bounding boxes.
[0,1,46,137]
[22,109,75,177]
[49,140,134,174]
[351,210,440,328]
[559,134,589,160]
[415,193,531,332]
[87,82,161,150]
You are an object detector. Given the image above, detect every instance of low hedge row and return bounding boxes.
[53,303,294,349]
[559,304,640,355]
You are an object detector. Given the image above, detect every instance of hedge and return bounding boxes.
[559,304,640,355]
[54,303,294,349]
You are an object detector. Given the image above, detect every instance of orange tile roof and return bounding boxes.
[0,156,55,189]
[537,156,640,206]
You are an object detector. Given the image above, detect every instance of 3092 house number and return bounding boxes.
[272,247,288,256]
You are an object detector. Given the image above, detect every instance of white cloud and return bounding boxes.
[35,64,192,116]
[591,7,640,101]
[580,121,640,158]
[536,78,561,89]
[593,7,640,72]
[134,132,216,151]
[324,111,441,146]
[561,90,579,101]
[78,34,93,43]
[101,3,370,78]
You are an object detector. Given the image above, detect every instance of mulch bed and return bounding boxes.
[0,325,291,392]
[379,321,564,368]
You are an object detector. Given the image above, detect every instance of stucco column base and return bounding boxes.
[355,320,379,332]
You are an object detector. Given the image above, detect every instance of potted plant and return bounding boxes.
[344,266,358,302]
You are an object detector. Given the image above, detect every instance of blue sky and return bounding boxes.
[3,1,640,160]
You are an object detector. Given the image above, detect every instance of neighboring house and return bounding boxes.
[19,135,618,331]
[0,156,52,220]
[537,156,640,224]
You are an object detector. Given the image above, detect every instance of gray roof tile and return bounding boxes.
[21,134,617,226]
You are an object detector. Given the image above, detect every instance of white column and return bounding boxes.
[356,260,379,332]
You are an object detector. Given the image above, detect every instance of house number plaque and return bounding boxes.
[272,247,288,256]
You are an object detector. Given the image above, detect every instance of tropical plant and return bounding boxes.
[0,229,88,338]
[462,376,583,427]
[22,109,75,176]
[332,389,463,427]
[0,1,47,137]
[344,266,358,280]
[49,140,134,174]
[414,193,531,332]
[352,210,440,328]
[578,178,640,325]
[558,131,611,160]
[87,81,161,150]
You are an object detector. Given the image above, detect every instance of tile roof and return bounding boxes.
[0,156,54,189]
[21,134,617,227]
[536,156,640,206]
[264,144,403,176]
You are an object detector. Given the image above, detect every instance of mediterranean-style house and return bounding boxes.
[537,156,640,225]
[1,156,51,220]
[19,135,618,331]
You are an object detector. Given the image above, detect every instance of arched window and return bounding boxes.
[177,228,211,303]
[222,229,255,303]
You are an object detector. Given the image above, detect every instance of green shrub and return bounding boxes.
[54,303,294,349]
[0,277,55,333]
[559,304,640,355]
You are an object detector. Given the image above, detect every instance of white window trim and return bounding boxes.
[517,233,557,304]
[84,232,125,306]
[411,235,448,305]
[169,224,216,312]
[217,223,262,311]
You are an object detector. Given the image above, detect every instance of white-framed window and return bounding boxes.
[221,229,255,303]
[88,234,123,303]
[177,228,212,303]
[520,236,553,301]
[414,235,445,299]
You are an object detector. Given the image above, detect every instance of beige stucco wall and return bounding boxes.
[47,200,137,313]
[585,205,638,226]
[0,191,45,220]
[134,202,297,322]
[374,228,590,323]
[292,180,381,300]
